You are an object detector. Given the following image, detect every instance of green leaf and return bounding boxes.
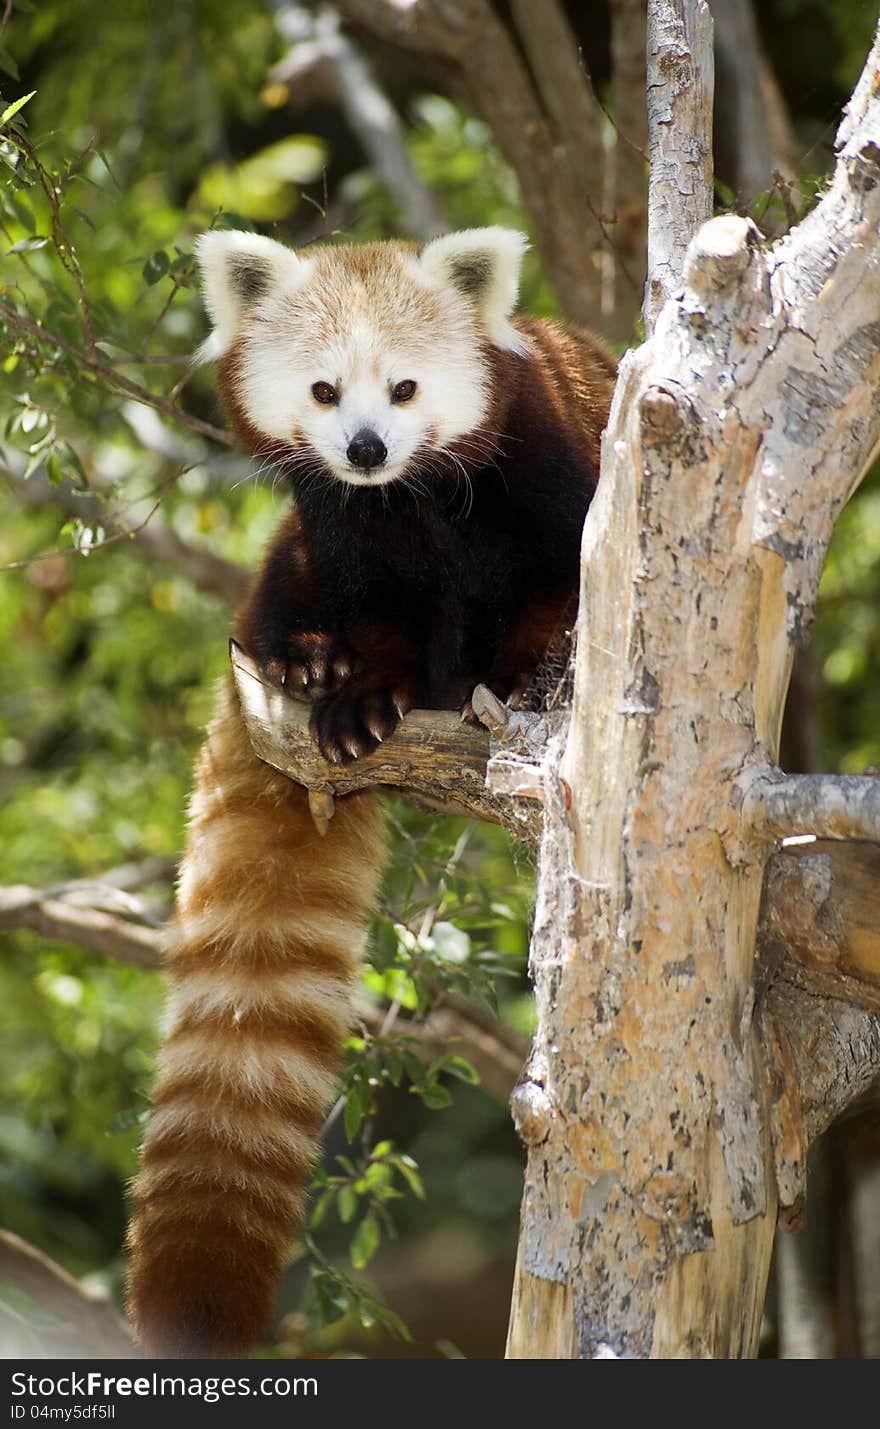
[61,442,88,489]
[0,92,36,127]
[142,250,169,286]
[337,1185,357,1223]
[418,1081,453,1110]
[433,1054,480,1085]
[385,1046,404,1085]
[310,1268,350,1326]
[343,1087,364,1142]
[309,1189,334,1230]
[368,1299,413,1342]
[349,1213,380,1270]
[389,1154,425,1200]
[403,1050,426,1087]
[0,49,20,81]
[6,193,34,231]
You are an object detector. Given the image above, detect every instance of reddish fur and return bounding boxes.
[126,683,385,1356]
[127,252,615,1355]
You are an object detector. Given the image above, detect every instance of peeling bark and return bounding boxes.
[644,0,714,329]
[506,20,880,1359]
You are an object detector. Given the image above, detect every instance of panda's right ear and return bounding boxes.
[193,230,309,361]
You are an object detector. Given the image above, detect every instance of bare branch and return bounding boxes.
[329,0,466,56]
[3,455,250,605]
[744,771,880,844]
[0,1229,135,1358]
[271,5,445,239]
[507,0,605,201]
[644,0,714,329]
[0,884,163,968]
[333,0,608,329]
[0,877,524,1107]
[0,299,233,448]
[230,641,545,841]
[609,0,649,334]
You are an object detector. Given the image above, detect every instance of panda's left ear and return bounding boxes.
[193,229,310,361]
[416,227,529,352]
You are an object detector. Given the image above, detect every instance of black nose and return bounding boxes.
[347,428,387,471]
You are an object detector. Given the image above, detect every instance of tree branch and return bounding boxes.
[332,0,609,329]
[0,884,163,968]
[3,454,250,606]
[0,300,233,448]
[609,0,649,334]
[644,0,714,329]
[507,0,605,203]
[0,1228,135,1357]
[271,4,445,240]
[0,878,526,1106]
[712,0,800,218]
[230,641,546,841]
[743,770,880,843]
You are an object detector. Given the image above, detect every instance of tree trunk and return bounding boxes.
[506,13,880,1360]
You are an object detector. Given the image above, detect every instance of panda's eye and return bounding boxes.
[391,379,417,404]
[311,381,338,405]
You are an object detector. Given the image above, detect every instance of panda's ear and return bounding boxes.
[416,227,529,351]
[193,230,309,360]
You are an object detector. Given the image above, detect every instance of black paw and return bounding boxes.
[261,632,355,700]
[312,681,417,764]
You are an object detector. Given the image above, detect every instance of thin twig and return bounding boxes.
[8,131,98,355]
[0,1229,135,1358]
[0,299,232,446]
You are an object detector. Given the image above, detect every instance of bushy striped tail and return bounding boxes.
[126,681,386,1356]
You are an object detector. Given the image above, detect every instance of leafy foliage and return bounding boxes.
[0,0,877,1360]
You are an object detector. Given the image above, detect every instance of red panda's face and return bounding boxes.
[195,229,530,487]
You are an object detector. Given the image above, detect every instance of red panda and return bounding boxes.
[125,227,616,1356]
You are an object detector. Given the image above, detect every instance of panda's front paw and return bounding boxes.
[262,632,356,700]
[311,677,419,763]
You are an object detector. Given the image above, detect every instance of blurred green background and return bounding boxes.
[0,0,878,1359]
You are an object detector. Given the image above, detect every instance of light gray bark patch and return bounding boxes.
[781,369,836,446]
[782,322,880,445]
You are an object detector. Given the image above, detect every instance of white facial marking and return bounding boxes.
[196,228,530,486]
[237,304,490,486]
